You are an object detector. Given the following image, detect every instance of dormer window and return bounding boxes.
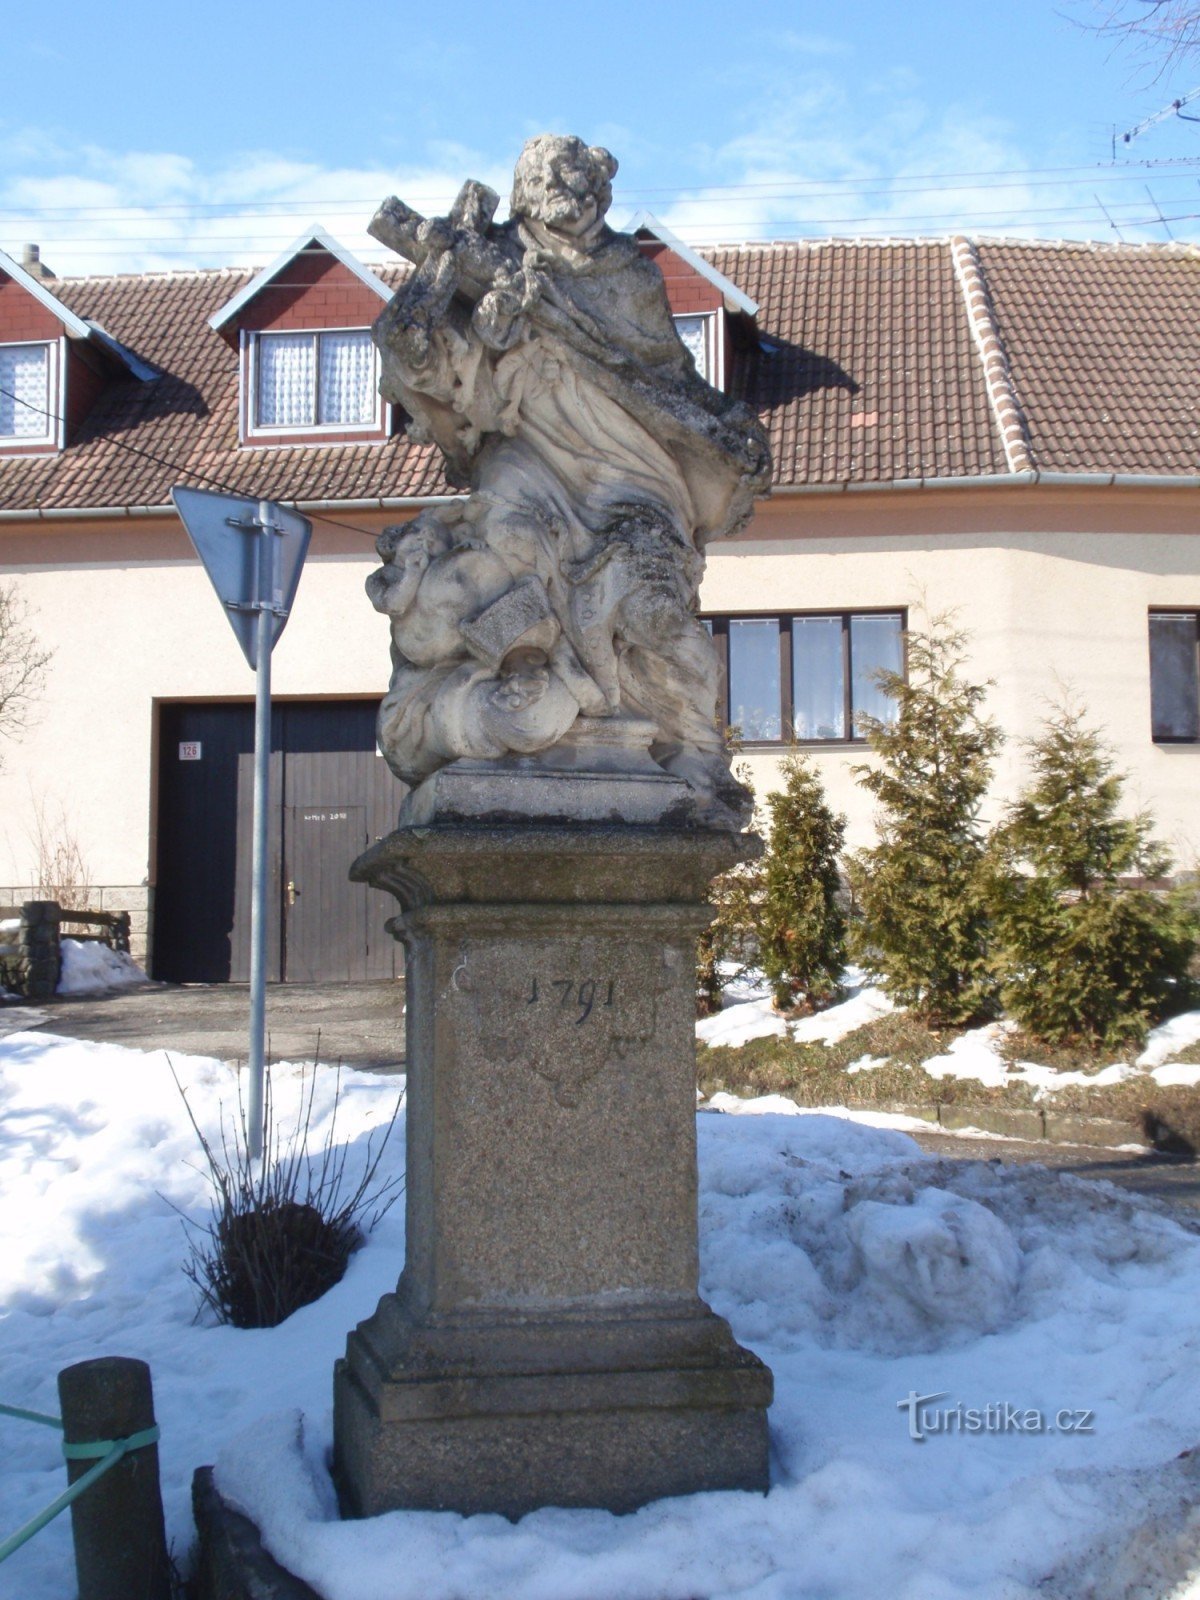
[0,340,55,442]
[674,313,719,385]
[248,328,379,435]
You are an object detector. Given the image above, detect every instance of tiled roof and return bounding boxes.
[975,239,1200,475]
[712,239,1006,482]
[2,237,1199,514]
[0,265,447,514]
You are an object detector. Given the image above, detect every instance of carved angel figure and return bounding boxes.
[366,134,771,826]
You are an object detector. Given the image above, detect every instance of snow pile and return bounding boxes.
[0,1033,405,1598]
[3,1030,1200,1599]
[56,937,150,994]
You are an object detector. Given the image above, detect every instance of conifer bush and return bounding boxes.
[696,854,763,1015]
[758,752,847,1012]
[696,756,762,1015]
[848,614,1002,1025]
[985,705,1199,1047]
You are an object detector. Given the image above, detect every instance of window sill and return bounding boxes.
[238,432,390,451]
[738,738,872,751]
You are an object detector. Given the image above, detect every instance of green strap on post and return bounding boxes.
[63,1425,160,1460]
[0,1403,63,1430]
[0,1410,161,1566]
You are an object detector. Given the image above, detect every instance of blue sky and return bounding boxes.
[4,0,1200,274]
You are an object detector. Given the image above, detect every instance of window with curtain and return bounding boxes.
[705,611,906,742]
[0,343,51,439]
[1149,611,1200,742]
[673,314,712,382]
[729,618,783,740]
[253,329,376,430]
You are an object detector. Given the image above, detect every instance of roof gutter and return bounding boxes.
[2,474,1198,523]
[768,470,1200,495]
[0,494,461,524]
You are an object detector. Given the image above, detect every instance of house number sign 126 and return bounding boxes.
[178,741,202,761]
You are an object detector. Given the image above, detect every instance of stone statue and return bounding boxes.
[366,134,771,828]
[335,138,775,1524]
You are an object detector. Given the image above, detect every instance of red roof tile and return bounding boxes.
[975,239,1200,475]
[1,237,1198,514]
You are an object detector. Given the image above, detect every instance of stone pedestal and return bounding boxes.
[333,824,772,1520]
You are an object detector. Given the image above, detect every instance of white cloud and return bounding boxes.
[1,87,1195,283]
[638,65,1198,246]
[0,132,513,276]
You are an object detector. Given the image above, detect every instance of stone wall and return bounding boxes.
[0,885,150,969]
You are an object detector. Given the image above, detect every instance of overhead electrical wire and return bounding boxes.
[9,197,1200,259]
[4,154,1200,222]
[0,385,392,545]
[4,153,1200,265]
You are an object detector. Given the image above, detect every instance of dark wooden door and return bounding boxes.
[283,804,368,982]
[156,702,253,983]
[155,700,402,983]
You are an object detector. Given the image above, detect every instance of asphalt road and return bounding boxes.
[909,1126,1200,1215]
[0,979,407,1072]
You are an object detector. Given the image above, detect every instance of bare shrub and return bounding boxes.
[0,583,51,764]
[171,1060,403,1329]
[28,794,93,909]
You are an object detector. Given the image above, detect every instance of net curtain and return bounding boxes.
[0,344,50,438]
[256,331,373,427]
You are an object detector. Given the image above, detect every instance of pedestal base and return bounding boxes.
[334,1298,771,1518]
[335,824,772,1519]
[397,718,700,828]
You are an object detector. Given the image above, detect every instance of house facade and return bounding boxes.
[0,227,1197,980]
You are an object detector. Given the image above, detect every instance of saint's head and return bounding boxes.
[510,135,617,243]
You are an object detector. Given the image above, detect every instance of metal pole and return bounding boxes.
[246,501,275,1162]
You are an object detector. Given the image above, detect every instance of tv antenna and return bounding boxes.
[1114,87,1200,157]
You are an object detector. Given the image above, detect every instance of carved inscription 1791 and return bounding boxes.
[451,940,668,1107]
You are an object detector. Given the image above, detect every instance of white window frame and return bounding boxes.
[241,326,385,443]
[673,310,724,388]
[0,337,62,449]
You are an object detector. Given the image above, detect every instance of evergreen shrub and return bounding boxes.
[758,752,847,1011]
[986,705,1199,1047]
[848,614,1002,1025]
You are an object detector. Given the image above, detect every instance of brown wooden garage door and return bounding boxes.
[154,700,403,983]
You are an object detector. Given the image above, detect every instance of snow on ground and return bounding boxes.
[701,971,1200,1095]
[3,1031,1200,1598]
[1140,1011,1200,1081]
[696,967,893,1050]
[55,937,151,995]
[704,1091,940,1137]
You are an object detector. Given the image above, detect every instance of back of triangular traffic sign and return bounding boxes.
[172,486,311,669]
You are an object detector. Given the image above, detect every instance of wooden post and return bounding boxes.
[57,1357,171,1600]
[19,900,60,999]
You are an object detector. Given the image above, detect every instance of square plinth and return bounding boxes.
[334,1300,772,1518]
[335,825,773,1518]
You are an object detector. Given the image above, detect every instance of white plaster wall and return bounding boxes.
[1,507,1198,900]
[702,527,1200,866]
[0,524,387,889]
